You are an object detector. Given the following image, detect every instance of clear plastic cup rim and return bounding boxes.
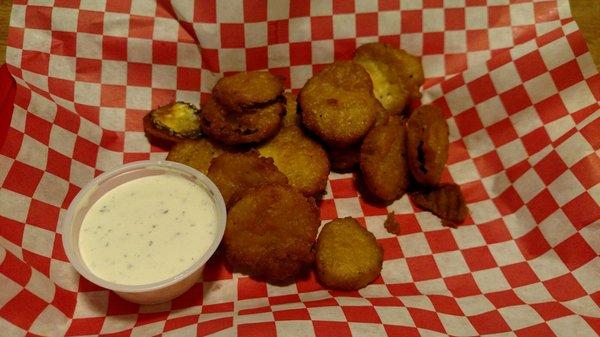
[62,160,227,293]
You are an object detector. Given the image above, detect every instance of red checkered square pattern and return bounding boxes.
[0,1,598,336]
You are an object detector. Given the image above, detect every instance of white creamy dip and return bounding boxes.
[78,174,217,286]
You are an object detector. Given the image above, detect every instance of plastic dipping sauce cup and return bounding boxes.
[62,160,226,305]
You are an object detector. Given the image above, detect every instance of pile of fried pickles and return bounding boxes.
[143,43,467,290]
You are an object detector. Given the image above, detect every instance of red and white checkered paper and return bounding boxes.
[1,0,599,336]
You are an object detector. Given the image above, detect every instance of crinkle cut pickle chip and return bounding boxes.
[410,183,468,226]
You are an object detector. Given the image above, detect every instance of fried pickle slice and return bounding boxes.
[354,43,424,112]
[144,102,201,147]
[281,92,301,128]
[151,102,201,137]
[406,104,449,185]
[396,48,425,100]
[360,116,409,202]
[224,184,320,284]
[258,127,330,197]
[212,71,284,113]
[354,43,410,115]
[207,151,288,207]
[299,61,379,148]
[410,183,468,227]
[315,217,383,290]
[166,138,228,175]
[200,97,283,145]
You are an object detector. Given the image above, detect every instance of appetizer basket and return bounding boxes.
[0,0,598,336]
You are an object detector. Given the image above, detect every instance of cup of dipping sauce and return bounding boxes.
[62,160,226,305]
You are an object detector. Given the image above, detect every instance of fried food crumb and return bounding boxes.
[384,212,399,234]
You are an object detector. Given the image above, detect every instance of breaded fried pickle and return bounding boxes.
[316,217,383,290]
[200,97,283,145]
[258,127,330,197]
[410,183,468,226]
[213,71,284,113]
[151,102,201,137]
[406,104,449,186]
[166,139,227,174]
[207,151,288,207]
[360,117,409,202]
[354,43,410,115]
[144,102,201,146]
[281,92,301,128]
[224,184,320,284]
[354,43,424,113]
[396,48,424,100]
[299,61,379,147]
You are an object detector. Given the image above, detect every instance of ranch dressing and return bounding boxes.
[78,174,217,286]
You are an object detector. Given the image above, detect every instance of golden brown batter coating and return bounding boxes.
[166,138,228,175]
[207,151,288,207]
[315,217,383,290]
[224,184,320,284]
[396,48,425,100]
[200,97,283,145]
[258,127,330,197]
[212,71,284,113]
[299,61,380,148]
[360,117,409,202]
[406,104,449,186]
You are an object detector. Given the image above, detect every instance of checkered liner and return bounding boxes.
[0,0,599,336]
